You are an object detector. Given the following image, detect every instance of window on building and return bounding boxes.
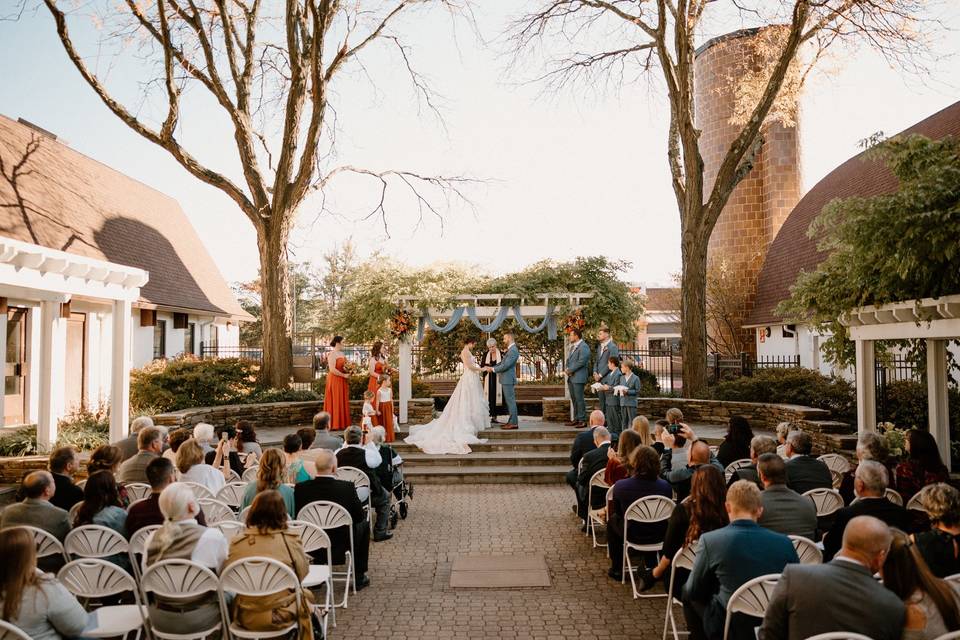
[184,323,195,355]
[153,320,166,360]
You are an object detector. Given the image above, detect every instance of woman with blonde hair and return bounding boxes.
[913,483,960,578]
[176,437,229,493]
[0,528,89,640]
[630,415,663,453]
[240,448,296,517]
[144,483,228,636]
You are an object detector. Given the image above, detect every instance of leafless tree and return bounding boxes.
[510,0,935,396]
[41,0,475,387]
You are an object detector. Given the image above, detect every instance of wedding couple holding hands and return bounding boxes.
[404,333,520,455]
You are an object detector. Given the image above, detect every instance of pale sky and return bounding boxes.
[1,3,958,288]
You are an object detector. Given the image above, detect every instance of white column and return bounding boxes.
[37,300,65,450]
[855,339,876,434]
[398,338,412,424]
[109,299,132,442]
[926,339,951,472]
[0,307,6,427]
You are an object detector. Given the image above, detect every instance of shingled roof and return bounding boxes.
[746,100,960,327]
[0,115,250,319]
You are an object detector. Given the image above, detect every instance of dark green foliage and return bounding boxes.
[710,367,856,422]
[879,378,960,432]
[247,388,321,403]
[0,405,110,455]
[130,357,260,412]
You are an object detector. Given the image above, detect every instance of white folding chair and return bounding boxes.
[57,558,146,639]
[241,466,259,482]
[803,488,844,518]
[337,466,373,522]
[288,520,334,634]
[662,544,698,640]
[69,501,83,523]
[126,498,151,512]
[65,525,129,561]
[906,492,928,514]
[828,469,844,490]
[622,495,675,599]
[885,488,904,506]
[216,482,248,510]
[804,634,876,640]
[7,524,68,564]
[722,573,780,640]
[237,506,252,524]
[141,559,221,640]
[789,535,823,565]
[586,470,610,548]
[123,483,152,502]
[212,520,245,540]
[817,454,851,485]
[298,500,356,608]
[226,469,242,483]
[944,573,960,588]
[77,479,87,489]
[128,525,161,582]
[0,620,31,640]
[934,632,960,640]
[181,481,215,500]
[218,557,304,639]
[198,498,236,523]
[724,459,753,484]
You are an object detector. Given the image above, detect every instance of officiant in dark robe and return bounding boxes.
[480,338,503,424]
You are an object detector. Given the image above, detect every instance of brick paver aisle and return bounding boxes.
[333,484,671,639]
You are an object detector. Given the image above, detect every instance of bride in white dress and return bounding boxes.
[404,338,489,454]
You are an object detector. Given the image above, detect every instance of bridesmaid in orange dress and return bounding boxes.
[324,336,352,431]
[366,341,386,426]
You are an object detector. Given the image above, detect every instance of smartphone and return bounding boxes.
[220,431,228,442]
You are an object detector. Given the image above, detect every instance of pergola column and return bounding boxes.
[109,299,132,442]
[0,297,7,426]
[926,338,951,471]
[37,299,66,450]
[854,339,876,434]
[399,337,412,424]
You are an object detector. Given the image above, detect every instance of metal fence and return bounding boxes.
[875,354,922,423]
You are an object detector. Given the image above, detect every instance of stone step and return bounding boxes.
[401,451,569,467]
[396,426,582,441]
[403,464,568,484]
[391,438,572,453]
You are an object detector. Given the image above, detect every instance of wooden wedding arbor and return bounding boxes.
[394,293,592,423]
[841,293,960,471]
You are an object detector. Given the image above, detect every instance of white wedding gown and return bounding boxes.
[404,348,489,454]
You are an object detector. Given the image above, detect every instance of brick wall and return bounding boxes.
[695,28,802,355]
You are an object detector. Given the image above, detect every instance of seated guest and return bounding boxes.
[896,429,950,502]
[912,483,960,578]
[127,457,206,536]
[144,483,228,636]
[757,454,817,541]
[728,436,778,489]
[606,446,673,581]
[241,448,296,518]
[234,420,263,457]
[294,449,372,590]
[683,481,799,640]
[605,429,642,485]
[295,427,318,472]
[0,527,90,640]
[228,491,314,636]
[883,528,960,640]
[759,516,905,640]
[113,415,154,461]
[47,446,83,512]
[370,426,404,500]
[337,426,391,542]
[839,430,890,504]
[311,411,344,451]
[774,422,790,458]
[664,408,691,467]
[566,410,607,494]
[716,415,754,468]
[73,471,128,568]
[631,415,663,455]
[660,429,724,503]
[783,430,832,494]
[576,426,613,521]
[0,471,71,543]
[162,428,190,467]
[177,437,228,493]
[642,465,728,594]
[87,445,130,507]
[117,425,164,484]
[193,422,217,456]
[823,460,909,560]
[283,433,313,484]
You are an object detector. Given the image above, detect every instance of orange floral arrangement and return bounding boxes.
[390,307,414,340]
[564,308,586,335]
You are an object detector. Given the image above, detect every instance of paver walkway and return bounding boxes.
[333,483,677,639]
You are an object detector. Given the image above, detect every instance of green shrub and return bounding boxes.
[130,356,260,412]
[248,387,320,403]
[710,367,856,422]
[632,366,661,397]
[878,378,960,433]
[0,405,110,456]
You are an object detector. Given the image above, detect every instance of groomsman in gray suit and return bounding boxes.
[593,326,620,415]
[617,358,642,432]
[565,329,591,427]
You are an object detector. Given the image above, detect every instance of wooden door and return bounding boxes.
[4,308,27,425]
[64,312,86,413]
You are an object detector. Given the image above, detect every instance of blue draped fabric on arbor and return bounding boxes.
[417,305,557,341]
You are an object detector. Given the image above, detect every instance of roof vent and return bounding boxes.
[17,118,64,144]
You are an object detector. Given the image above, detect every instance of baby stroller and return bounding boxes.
[389,460,414,529]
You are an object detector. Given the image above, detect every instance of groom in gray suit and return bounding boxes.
[488,333,520,430]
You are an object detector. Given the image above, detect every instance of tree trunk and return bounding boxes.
[258,226,293,388]
[680,227,709,398]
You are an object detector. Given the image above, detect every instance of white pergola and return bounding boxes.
[0,236,147,448]
[840,293,960,471]
[394,293,592,422]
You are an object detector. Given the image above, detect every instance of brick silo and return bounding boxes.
[694,27,802,356]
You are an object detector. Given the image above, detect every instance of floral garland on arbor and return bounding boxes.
[563,307,586,335]
[389,307,415,340]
